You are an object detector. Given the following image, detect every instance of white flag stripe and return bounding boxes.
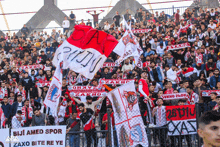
[53,40,107,79]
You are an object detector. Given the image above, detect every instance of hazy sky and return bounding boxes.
[0,0,193,34]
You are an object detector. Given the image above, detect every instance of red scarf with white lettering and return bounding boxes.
[21,106,33,123]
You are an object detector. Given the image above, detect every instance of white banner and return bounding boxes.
[11,126,66,147]
[167,43,191,51]
[131,29,151,34]
[20,65,44,70]
[69,91,106,97]
[100,78,134,85]
[102,62,118,67]
[0,129,9,147]
[36,81,51,87]
[68,85,101,91]
[113,30,143,68]
[161,93,189,101]
[107,81,148,147]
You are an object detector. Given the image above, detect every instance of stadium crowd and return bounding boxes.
[1,6,220,147]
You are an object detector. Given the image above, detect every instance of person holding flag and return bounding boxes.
[66,103,98,147]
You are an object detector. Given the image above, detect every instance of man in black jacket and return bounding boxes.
[11,67,19,83]
[170,48,187,64]
[21,72,32,97]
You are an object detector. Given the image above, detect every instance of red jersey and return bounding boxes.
[102,112,114,130]
[138,79,149,97]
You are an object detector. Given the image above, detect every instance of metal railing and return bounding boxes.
[1,5,191,34]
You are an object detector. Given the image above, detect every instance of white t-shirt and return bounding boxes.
[156,46,166,54]
[62,20,70,28]
[154,83,161,93]
[208,24,216,30]
[122,64,133,72]
[17,102,23,111]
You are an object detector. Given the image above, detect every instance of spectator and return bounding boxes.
[124,9,131,21]
[101,67,112,79]
[149,61,164,89]
[152,98,167,147]
[64,99,77,121]
[210,68,220,89]
[186,86,199,104]
[102,105,116,146]
[62,16,70,33]
[69,11,76,29]
[79,19,85,26]
[66,103,98,147]
[21,99,33,127]
[32,108,48,126]
[21,24,29,37]
[88,10,103,27]
[66,112,80,147]
[174,9,180,25]
[72,95,106,113]
[21,72,33,95]
[12,94,24,116]
[113,11,121,27]
[86,19,92,26]
[1,97,11,127]
[121,59,133,73]
[11,110,23,128]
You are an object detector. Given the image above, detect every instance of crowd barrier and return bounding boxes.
[0,103,214,147]
[1,5,190,33]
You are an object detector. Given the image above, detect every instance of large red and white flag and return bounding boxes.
[53,25,118,79]
[107,81,148,147]
[166,105,197,136]
[113,30,143,68]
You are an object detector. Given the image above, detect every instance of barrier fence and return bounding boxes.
[0,103,215,147]
[1,5,191,34]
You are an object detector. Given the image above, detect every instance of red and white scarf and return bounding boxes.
[188,91,196,104]
[195,52,203,64]
[0,87,8,98]
[21,106,33,124]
